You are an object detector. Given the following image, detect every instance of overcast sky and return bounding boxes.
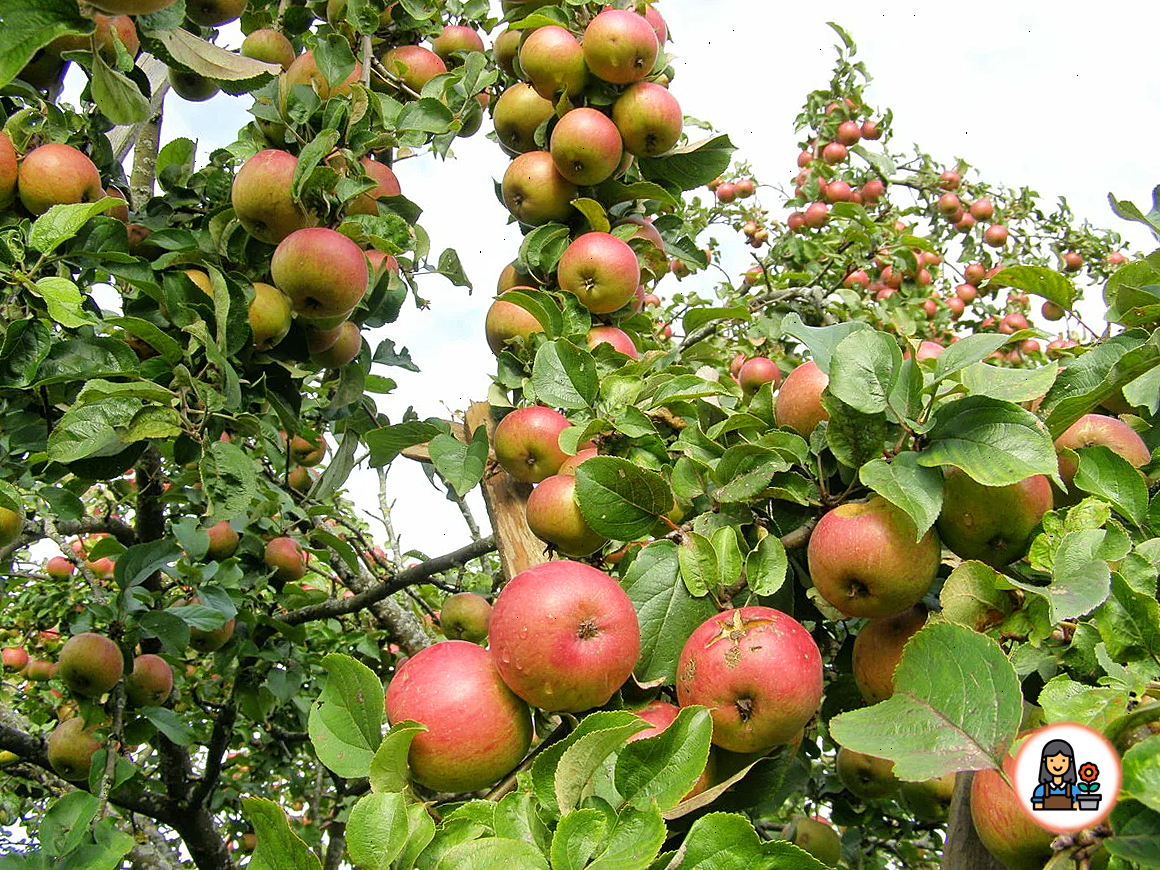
[95,1,1160,559]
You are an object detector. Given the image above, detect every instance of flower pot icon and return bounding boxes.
[1075,762,1102,810]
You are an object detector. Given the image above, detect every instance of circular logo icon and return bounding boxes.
[1011,722,1121,833]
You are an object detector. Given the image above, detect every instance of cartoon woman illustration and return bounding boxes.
[1032,739,1078,810]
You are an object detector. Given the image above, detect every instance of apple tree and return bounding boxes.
[0,4,1158,870]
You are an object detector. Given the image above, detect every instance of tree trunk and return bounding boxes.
[941,771,1006,870]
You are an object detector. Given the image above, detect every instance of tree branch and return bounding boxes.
[189,699,237,808]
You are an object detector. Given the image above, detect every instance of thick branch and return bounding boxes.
[189,700,237,808]
[129,107,163,210]
[54,516,138,546]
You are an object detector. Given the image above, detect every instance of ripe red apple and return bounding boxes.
[0,133,16,210]
[964,263,986,285]
[787,212,806,232]
[502,151,579,226]
[946,296,965,318]
[486,296,545,355]
[281,49,360,107]
[347,158,401,216]
[969,198,994,220]
[431,25,485,62]
[24,660,57,681]
[550,108,623,186]
[526,473,607,556]
[50,13,139,60]
[582,9,658,85]
[971,756,1054,870]
[205,520,239,561]
[557,232,640,314]
[1107,251,1127,266]
[1041,301,1064,321]
[587,325,638,358]
[492,405,571,483]
[1062,251,1083,272]
[618,215,664,251]
[938,170,961,190]
[2,647,28,672]
[439,593,491,642]
[715,182,737,203]
[825,180,853,203]
[851,605,927,704]
[44,556,74,579]
[231,149,314,244]
[774,360,829,436]
[862,178,886,201]
[797,150,813,168]
[493,28,520,75]
[519,26,587,101]
[643,5,667,44]
[18,143,103,215]
[738,357,782,394]
[311,321,362,368]
[240,28,296,70]
[843,270,870,291]
[612,81,682,157]
[386,640,532,792]
[998,312,1028,335]
[861,119,882,140]
[937,192,961,216]
[937,469,1052,567]
[676,607,822,753]
[47,718,101,781]
[381,45,446,93]
[837,747,900,799]
[984,224,1009,247]
[557,447,598,476]
[58,633,124,698]
[271,227,368,322]
[808,496,942,618]
[803,202,829,228]
[488,560,640,712]
[1046,338,1079,359]
[124,654,173,707]
[836,120,861,145]
[821,142,848,164]
[735,178,755,198]
[265,536,306,584]
[953,283,977,304]
[1054,413,1151,499]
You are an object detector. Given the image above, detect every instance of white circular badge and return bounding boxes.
[1011,722,1121,833]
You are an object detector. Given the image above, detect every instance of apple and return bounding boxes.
[582,9,658,85]
[87,556,116,578]
[190,615,235,653]
[265,536,306,584]
[557,447,598,476]
[557,232,640,314]
[1054,413,1151,499]
[90,0,177,12]
[715,182,737,203]
[971,756,1054,870]
[738,357,782,394]
[954,213,976,232]
[493,84,555,155]
[618,215,665,252]
[937,469,1051,567]
[587,325,638,358]
[808,496,942,618]
[58,633,124,698]
[1046,339,1079,359]
[984,224,1009,247]
[937,192,961,216]
[124,654,173,707]
[0,506,23,547]
[910,340,944,361]
[47,718,101,782]
[288,433,326,467]
[486,295,545,355]
[287,465,314,492]
[955,283,978,304]
[231,149,315,244]
[519,26,587,101]
[311,320,362,368]
[969,198,994,220]
[999,312,1028,334]
[271,228,368,321]
[492,29,521,76]
[938,170,961,190]
[676,607,822,753]
[168,68,220,102]
[1041,301,1064,321]
[2,647,28,672]
[381,45,446,93]
[783,817,841,866]
[186,0,245,26]
[17,143,103,215]
[240,29,296,70]
[836,120,861,146]
[862,179,886,201]
[821,142,848,164]
[492,405,571,483]
[825,180,852,203]
[861,119,882,140]
[386,640,532,792]
[787,212,806,232]
[1107,251,1127,266]
[102,187,129,222]
[612,82,682,157]
[0,133,16,210]
[347,158,401,216]
[774,360,829,436]
[526,473,607,556]
[431,25,484,63]
[836,747,900,799]
[900,773,957,822]
[1062,251,1083,272]
[851,605,927,704]
[643,5,668,44]
[643,292,661,306]
[24,660,57,681]
[501,151,579,226]
[550,108,623,186]
[488,560,640,712]
[803,202,829,228]
[50,14,139,60]
[205,520,239,561]
[946,296,965,318]
[281,50,360,107]
[439,593,491,643]
[246,281,292,350]
[961,264,985,286]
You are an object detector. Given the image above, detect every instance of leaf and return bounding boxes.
[637,134,736,192]
[1074,444,1150,525]
[47,398,137,464]
[0,0,90,90]
[1038,676,1129,732]
[1108,185,1160,241]
[308,654,384,779]
[677,533,717,597]
[369,721,426,794]
[668,813,826,870]
[313,430,360,502]
[586,803,666,870]
[938,561,1015,632]
[859,454,944,540]
[958,362,1059,404]
[397,98,456,134]
[1097,574,1160,663]
[829,622,1022,780]
[1105,800,1160,866]
[433,838,549,870]
[746,533,788,596]
[1009,529,1115,622]
[828,329,901,414]
[933,333,1023,383]
[500,288,565,338]
[621,541,718,685]
[429,426,487,497]
[711,526,742,588]
[366,421,444,466]
[29,277,97,328]
[822,395,888,470]
[313,32,356,92]
[155,27,281,80]
[570,197,611,233]
[532,340,597,410]
[616,707,712,812]
[531,712,642,817]
[138,707,194,745]
[682,306,750,335]
[396,804,436,870]
[41,793,99,859]
[988,265,1077,309]
[29,199,121,254]
[555,720,649,814]
[112,539,181,590]
[198,440,258,519]
[1122,736,1160,813]
[780,313,871,374]
[575,457,673,541]
[91,50,150,124]
[918,396,1060,487]
[550,809,606,870]
[711,445,790,503]
[346,792,409,870]
[244,797,323,870]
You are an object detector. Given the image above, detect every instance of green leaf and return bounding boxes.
[138,707,195,745]
[29,277,98,328]
[621,541,718,685]
[595,178,680,209]
[106,317,183,364]
[314,32,356,92]
[41,793,99,859]
[711,526,742,588]
[958,361,1059,404]
[933,333,1023,383]
[155,26,281,80]
[1074,444,1150,525]
[243,797,323,870]
[1009,529,1116,622]
[91,51,149,125]
[198,440,258,519]
[308,653,384,779]
[113,539,181,590]
[434,838,549,870]
[531,712,642,817]
[47,398,136,463]
[1097,574,1160,663]
[550,809,606,870]
[822,395,888,470]
[29,199,120,254]
[1122,736,1160,812]
[918,396,1059,487]
[346,792,409,870]
[859,454,944,540]
[396,803,436,870]
[647,374,734,405]
[1038,675,1129,732]
[586,803,666,870]
[1106,800,1160,866]
[575,457,673,541]
[75,379,173,406]
[532,340,597,410]
[616,707,712,812]
[682,306,750,335]
[1108,186,1160,242]
[397,98,456,134]
[429,426,487,497]
[989,265,1077,309]
[292,129,341,201]
[555,720,650,815]
[780,313,871,374]
[366,421,444,466]
[711,445,790,503]
[313,430,360,502]
[570,197,611,233]
[677,532,716,597]
[500,288,565,338]
[746,533,788,596]
[668,813,826,870]
[369,720,425,793]
[0,0,90,90]
[938,561,1015,632]
[829,622,1021,780]
[155,138,195,192]
[828,330,901,414]
[638,134,736,192]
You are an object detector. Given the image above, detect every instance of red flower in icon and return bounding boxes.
[1079,762,1099,783]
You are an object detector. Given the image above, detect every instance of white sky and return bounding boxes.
[85,1,1160,559]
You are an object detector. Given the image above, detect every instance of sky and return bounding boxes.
[77,0,1160,560]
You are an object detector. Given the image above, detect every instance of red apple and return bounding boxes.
[803,202,829,228]
[774,360,829,436]
[430,25,485,62]
[557,447,598,476]
[587,325,638,358]
[937,469,1052,567]
[836,120,861,146]
[493,83,555,155]
[526,473,607,556]
[58,633,124,698]
[1053,413,1151,499]
[938,170,961,190]
[124,654,173,707]
[271,227,368,322]
[231,149,315,244]
[737,357,782,394]
[971,755,1054,870]
[582,8,658,85]
[715,182,737,203]
[347,158,402,215]
[1062,251,1083,272]
[861,120,882,140]
[486,296,545,355]
[821,142,848,164]
[264,536,306,584]
[492,405,571,483]
[550,107,623,186]
[612,82,682,157]
[519,26,587,101]
[851,605,927,704]
[984,224,1009,247]
[2,647,28,672]
[643,5,667,44]
[45,556,75,579]
[501,151,579,226]
[969,198,994,220]
[937,192,961,216]
[205,520,239,561]
[557,232,640,314]
[381,45,446,93]
[18,143,103,215]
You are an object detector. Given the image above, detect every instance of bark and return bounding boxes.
[941,771,1005,870]
[129,106,163,210]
